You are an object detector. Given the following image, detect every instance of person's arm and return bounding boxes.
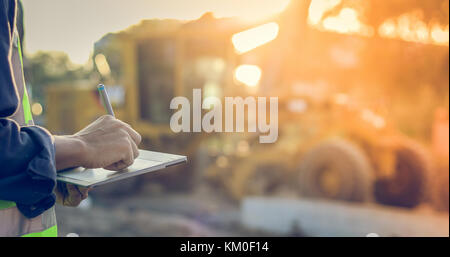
[1,1,142,212]
[53,135,85,171]
[0,0,57,219]
[0,121,57,218]
[0,0,19,116]
[54,115,141,172]
[52,115,141,207]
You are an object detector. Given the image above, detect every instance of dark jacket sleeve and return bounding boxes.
[0,0,56,219]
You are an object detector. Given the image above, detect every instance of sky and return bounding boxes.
[21,0,291,65]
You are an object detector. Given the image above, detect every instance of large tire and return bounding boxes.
[430,164,449,212]
[228,153,291,201]
[374,139,431,208]
[297,139,374,202]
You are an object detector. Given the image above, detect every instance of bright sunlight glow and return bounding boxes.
[234,65,262,87]
[232,22,280,54]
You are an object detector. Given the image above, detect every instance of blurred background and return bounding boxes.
[20,0,449,236]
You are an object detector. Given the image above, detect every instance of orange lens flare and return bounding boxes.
[232,22,279,54]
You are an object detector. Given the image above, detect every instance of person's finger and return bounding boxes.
[103,134,136,171]
[104,162,122,171]
[122,140,135,167]
[102,138,133,171]
[116,120,142,145]
[76,186,90,200]
[104,157,132,171]
[65,184,82,206]
[54,182,66,205]
[128,133,139,159]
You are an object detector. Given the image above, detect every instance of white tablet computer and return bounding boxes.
[57,150,187,187]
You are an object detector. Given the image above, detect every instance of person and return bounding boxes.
[0,0,142,237]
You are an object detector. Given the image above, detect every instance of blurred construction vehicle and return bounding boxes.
[45,0,449,209]
[205,0,448,209]
[429,107,449,212]
[206,92,434,208]
[47,14,251,192]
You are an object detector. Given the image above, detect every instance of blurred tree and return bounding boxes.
[23,51,94,102]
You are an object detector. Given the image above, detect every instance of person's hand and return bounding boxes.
[73,115,142,171]
[55,182,92,207]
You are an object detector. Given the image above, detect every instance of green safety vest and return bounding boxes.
[0,27,57,237]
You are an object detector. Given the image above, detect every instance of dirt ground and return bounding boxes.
[55,178,448,237]
[55,183,276,237]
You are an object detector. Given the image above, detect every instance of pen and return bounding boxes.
[97,84,115,117]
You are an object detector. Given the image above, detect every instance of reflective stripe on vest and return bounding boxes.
[0,202,57,237]
[0,29,57,237]
[16,31,33,125]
